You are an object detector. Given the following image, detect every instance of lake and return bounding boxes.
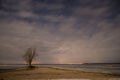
[0,63,120,75]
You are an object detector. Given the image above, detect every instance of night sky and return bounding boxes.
[0,0,120,64]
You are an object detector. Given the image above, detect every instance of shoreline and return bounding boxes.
[0,67,120,80]
[0,66,120,75]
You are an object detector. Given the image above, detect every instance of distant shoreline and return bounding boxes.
[0,63,120,65]
[0,64,120,75]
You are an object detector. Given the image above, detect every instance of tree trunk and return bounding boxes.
[29,61,32,68]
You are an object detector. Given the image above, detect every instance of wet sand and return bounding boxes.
[0,67,120,80]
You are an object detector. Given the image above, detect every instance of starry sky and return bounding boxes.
[0,0,120,64]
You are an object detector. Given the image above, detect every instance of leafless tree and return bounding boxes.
[23,47,37,68]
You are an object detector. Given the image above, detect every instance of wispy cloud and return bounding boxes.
[0,0,120,64]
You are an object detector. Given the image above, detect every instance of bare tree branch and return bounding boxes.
[23,47,37,68]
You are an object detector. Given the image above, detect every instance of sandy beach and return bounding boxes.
[0,67,120,80]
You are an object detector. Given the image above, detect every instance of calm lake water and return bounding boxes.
[51,79,120,80]
[0,64,120,75]
[23,78,120,80]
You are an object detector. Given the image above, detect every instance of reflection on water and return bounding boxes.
[51,79,91,80]
[25,78,120,80]
[52,79,90,80]
[51,79,120,80]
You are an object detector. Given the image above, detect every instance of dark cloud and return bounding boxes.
[0,0,120,64]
